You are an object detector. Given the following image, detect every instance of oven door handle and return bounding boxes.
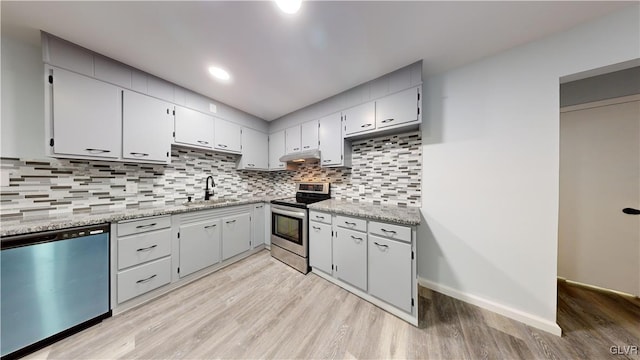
[271,207,307,219]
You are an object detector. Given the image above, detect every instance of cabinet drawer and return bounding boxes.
[336,215,366,232]
[368,221,411,243]
[117,257,171,304]
[310,211,331,225]
[118,228,172,270]
[117,216,171,237]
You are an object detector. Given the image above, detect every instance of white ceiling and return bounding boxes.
[1,1,633,121]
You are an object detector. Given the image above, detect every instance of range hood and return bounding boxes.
[279,149,321,163]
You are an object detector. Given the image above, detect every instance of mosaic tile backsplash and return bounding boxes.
[1,131,421,221]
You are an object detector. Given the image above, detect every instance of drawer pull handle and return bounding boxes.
[204,224,217,229]
[381,118,395,123]
[218,144,228,148]
[136,244,158,252]
[256,205,263,208]
[360,123,372,128]
[374,242,389,248]
[344,221,356,226]
[248,164,255,167]
[136,274,157,284]
[312,226,321,230]
[135,223,157,229]
[323,160,331,163]
[130,152,149,157]
[315,215,325,219]
[197,140,209,145]
[350,235,363,241]
[85,148,111,154]
[380,228,397,234]
[226,220,237,224]
[303,146,310,149]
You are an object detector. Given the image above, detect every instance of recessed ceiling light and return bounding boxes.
[276,0,301,14]
[208,66,231,82]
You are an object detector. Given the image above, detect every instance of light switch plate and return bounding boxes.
[1,171,10,187]
[125,182,138,194]
[209,103,217,113]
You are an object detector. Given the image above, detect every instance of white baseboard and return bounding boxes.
[418,277,562,336]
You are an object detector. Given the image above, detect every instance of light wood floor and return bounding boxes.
[23,250,640,359]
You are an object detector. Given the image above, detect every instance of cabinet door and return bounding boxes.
[343,101,375,136]
[375,87,419,129]
[214,118,242,153]
[285,125,301,153]
[174,106,214,149]
[222,213,251,260]
[51,67,121,159]
[368,235,412,312]
[268,130,287,170]
[301,120,319,151]
[179,219,221,277]
[239,128,268,170]
[252,203,266,247]
[334,228,367,291]
[309,221,332,274]
[318,112,343,166]
[122,90,173,163]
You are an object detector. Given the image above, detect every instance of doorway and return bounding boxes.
[558,66,640,297]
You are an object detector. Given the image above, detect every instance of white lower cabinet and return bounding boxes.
[309,212,416,324]
[114,205,258,309]
[117,255,172,304]
[115,216,172,304]
[334,227,367,291]
[179,219,221,277]
[368,234,412,312]
[309,220,332,274]
[222,213,251,260]
[251,203,266,247]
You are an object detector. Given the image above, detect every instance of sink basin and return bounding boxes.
[182,199,239,206]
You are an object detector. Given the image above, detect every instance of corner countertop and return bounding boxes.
[1,196,282,238]
[307,199,421,226]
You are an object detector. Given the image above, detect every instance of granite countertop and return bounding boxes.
[1,196,282,238]
[307,199,421,226]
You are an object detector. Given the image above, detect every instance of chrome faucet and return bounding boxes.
[204,176,216,200]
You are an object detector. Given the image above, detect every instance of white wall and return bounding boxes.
[1,35,46,158]
[419,5,639,335]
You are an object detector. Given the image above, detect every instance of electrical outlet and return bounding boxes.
[1,171,11,187]
[125,182,138,194]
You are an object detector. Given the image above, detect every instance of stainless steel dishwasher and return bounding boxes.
[1,223,111,359]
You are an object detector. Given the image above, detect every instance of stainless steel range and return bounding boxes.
[270,182,330,274]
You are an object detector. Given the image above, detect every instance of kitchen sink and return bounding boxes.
[182,198,239,206]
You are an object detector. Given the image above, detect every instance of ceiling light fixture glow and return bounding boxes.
[276,0,301,14]
[208,66,231,82]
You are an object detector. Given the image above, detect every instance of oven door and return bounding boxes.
[271,205,308,257]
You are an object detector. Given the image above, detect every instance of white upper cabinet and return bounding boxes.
[122,90,173,164]
[269,130,287,171]
[375,87,419,129]
[214,118,242,153]
[318,112,344,167]
[238,127,268,170]
[343,101,376,135]
[285,125,302,153]
[49,67,121,159]
[174,106,214,149]
[301,120,319,151]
